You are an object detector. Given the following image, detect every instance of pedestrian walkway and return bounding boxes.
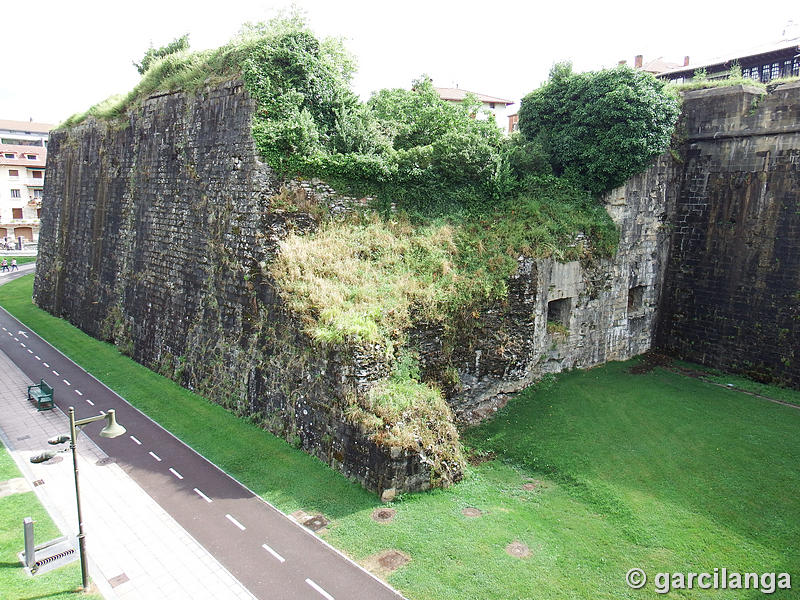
[0,349,257,600]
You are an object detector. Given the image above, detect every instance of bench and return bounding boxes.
[27,379,54,411]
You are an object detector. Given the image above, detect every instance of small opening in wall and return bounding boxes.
[547,298,571,333]
[628,286,645,312]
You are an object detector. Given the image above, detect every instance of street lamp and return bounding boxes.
[32,407,126,591]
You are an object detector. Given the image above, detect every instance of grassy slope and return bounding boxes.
[0,444,102,599]
[2,274,799,599]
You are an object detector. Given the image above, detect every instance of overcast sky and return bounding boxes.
[2,0,798,125]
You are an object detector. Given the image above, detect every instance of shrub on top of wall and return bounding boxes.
[518,62,680,196]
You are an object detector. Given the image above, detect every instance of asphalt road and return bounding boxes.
[0,268,405,600]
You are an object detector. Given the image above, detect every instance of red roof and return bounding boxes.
[434,87,514,105]
[0,143,46,167]
[0,119,53,134]
[641,57,683,74]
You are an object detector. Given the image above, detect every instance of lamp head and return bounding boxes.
[99,409,126,438]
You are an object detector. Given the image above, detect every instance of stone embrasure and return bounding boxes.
[33,79,800,495]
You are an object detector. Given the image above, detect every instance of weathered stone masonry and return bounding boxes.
[656,83,800,387]
[33,80,800,494]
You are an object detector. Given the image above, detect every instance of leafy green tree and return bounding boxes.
[134,34,190,75]
[518,62,680,196]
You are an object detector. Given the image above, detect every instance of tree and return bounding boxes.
[134,35,190,75]
[518,62,680,196]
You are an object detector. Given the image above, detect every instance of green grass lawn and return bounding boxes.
[0,443,101,599]
[1,274,798,599]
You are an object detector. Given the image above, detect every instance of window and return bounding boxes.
[10,189,21,198]
[761,65,770,82]
[37,208,42,218]
[793,59,800,78]
[547,298,572,333]
[12,208,22,219]
[33,189,43,199]
[489,102,496,109]
[26,154,37,160]
[784,60,793,78]
[771,62,780,79]
[3,153,14,159]
[8,169,19,177]
[31,170,43,179]
[627,286,646,312]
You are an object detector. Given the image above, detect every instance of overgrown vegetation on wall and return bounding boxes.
[519,62,681,195]
[59,12,678,484]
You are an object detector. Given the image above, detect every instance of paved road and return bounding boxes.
[0,270,404,600]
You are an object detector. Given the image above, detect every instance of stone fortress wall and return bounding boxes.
[656,83,800,387]
[32,80,800,494]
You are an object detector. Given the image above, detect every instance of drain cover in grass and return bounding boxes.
[506,541,532,558]
[363,550,411,577]
[303,515,329,532]
[371,508,396,523]
[462,507,482,518]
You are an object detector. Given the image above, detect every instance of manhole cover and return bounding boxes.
[506,541,532,558]
[303,515,329,532]
[95,457,116,466]
[462,507,482,518]
[376,550,410,570]
[371,508,396,523]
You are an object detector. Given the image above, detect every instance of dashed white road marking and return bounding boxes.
[149,451,162,462]
[86,399,95,406]
[130,436,142,445]
[225,514,246,531]
[63,379,71,386]
[306,579,335,600]
[27,349,32,354]
[18,331,28,338]
[52,370,59,376]
[13,337,18,341]
[193,488,212,503]
[262,543,286,563]
[75,390,83,396]
[42,362,49,368]
[1,326,6,331]
[20,342,25,347]
[169,468,184,480]
[34,355,40,360]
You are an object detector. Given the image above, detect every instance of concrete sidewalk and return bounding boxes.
[0,348,257,600]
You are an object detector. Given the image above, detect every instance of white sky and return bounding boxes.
[2,0,798,125]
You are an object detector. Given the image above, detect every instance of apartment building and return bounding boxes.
[0,119,52,246]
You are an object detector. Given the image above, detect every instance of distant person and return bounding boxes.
[10,258,18,271]
[0,259,8,272]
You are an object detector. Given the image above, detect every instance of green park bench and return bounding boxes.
[27,379,54,411]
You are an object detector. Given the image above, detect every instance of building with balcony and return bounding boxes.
[0,120,52,246]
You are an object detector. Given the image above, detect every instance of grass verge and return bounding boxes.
[3,274,799,599]
[0,442,102,599]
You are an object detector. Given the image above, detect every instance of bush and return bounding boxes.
[519,62,680,196]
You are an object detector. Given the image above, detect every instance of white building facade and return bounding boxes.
[0,119,52,247]
[434,87,516,132]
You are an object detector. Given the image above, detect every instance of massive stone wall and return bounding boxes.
[424,156,678,422]
[656,83,800,387]
[49,77,794,494]
[34,81,434,495]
